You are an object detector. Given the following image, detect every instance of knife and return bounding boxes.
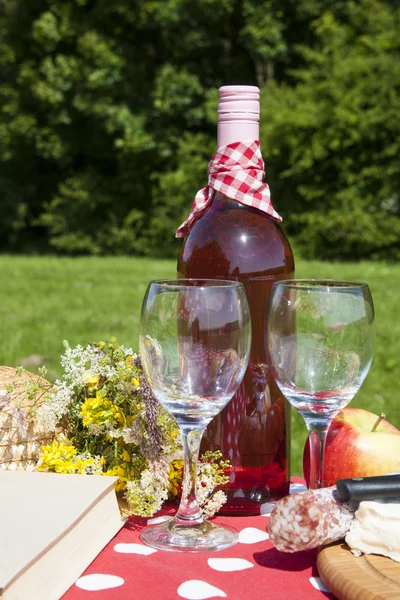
[336,474,400,503]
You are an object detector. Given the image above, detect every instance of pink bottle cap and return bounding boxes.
[217,85,260,147]
[218,85,260,122]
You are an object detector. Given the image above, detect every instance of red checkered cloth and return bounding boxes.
[176,140,282,238]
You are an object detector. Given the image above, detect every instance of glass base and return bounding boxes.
[140,517,238,552]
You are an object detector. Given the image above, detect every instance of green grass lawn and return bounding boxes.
[0,255,398,476]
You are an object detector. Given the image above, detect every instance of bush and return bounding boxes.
[0,0,399,260]
[260,2,400,260]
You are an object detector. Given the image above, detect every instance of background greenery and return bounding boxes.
[0,255,398,475]
[0,1,399,475]
[1,0,399,260]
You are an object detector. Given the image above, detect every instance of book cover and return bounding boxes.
[0,470,126,600]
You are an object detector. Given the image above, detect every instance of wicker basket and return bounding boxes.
[0,366,55,471]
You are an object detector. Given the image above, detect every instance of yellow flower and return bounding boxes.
[73,457,96,474]
[166,428,179,440]
[131,377,140,387]
[168,459,184,497]
[38,440,96,475]
[39,439,76,462]
[80,392,124,427]
[104,461,136,492]
[84,374,100,392]
[105,465,126,491]
[121,450,131,462]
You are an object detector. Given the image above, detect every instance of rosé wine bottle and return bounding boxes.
[177,86,295,514]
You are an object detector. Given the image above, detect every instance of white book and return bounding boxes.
[0,471,126,600]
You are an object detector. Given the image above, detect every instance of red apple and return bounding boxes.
[303,407,400,487]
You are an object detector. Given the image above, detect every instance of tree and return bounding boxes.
[0,0,285,255]
[0,0,398,259]
[260,0,400,259]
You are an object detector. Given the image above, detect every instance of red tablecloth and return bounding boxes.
[63,482,333,600]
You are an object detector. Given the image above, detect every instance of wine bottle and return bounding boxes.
[176,86,294,515]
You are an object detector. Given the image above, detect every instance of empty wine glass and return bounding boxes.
[266,280,375,489]
[139,279,251,551]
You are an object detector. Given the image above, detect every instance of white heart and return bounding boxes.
[208,558,254,572]
[114,543,157,555]
[147,515,171,525]
[238,527,269,544]
[178,580,227,599]
[290,483,307,494]
[75,574,124,591]
[232,490,245,498]
[260,501,276,516]
[309,577,331,593]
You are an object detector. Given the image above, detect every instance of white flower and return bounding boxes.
[86,423,109,436]
[80,454,103,475]
[121,347,135,357]
[60,345,118,387]
[108,427,136,443]
[201,490,227,518]
[125,466,169,517]
[36,381,73,432]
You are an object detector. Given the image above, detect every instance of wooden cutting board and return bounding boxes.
[317,541,400,599]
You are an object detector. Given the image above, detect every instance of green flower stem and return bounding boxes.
[174,427,204,526]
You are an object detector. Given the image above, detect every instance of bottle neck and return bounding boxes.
[217,120,259,149]
[217,85,260,149]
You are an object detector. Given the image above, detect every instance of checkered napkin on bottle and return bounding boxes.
[175,140,282,238]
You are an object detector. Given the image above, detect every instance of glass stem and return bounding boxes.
[174,427,205,526]
[305,419,331,489]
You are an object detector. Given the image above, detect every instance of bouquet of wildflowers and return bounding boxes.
[35,340,229,517]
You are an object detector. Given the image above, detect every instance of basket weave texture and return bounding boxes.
[0,366,55,471]
[0,366,131,515]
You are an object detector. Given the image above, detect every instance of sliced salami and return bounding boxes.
[268,486,357,552]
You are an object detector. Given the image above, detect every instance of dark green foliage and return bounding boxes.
[260,2,400,260]
[0,0,399,259]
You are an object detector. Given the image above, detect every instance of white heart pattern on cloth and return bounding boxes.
[178,580,227,599]
[238,527,269,544]
[260,501,276,516]
[208,558,254,572]
[75,574,124,591]
[147,515,171,525]
[114,543,157,555]
[290,482,307,494]
[309,577,331,593]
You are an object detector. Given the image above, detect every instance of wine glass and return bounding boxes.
[139,279,251,551]
[266,280,375,489]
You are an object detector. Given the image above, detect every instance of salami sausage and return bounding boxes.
[268,486,356,552]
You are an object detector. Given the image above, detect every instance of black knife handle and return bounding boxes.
[336,474,400,503]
